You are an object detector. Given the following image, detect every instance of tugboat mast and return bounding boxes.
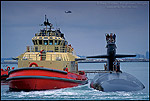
[45,15,47,35]
[43,15,51,35]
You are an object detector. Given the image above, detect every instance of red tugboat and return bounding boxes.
[6,15,88,91]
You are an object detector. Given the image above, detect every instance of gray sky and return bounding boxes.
[1,1,149,58]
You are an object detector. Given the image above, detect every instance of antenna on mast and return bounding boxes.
[45,15,47,22]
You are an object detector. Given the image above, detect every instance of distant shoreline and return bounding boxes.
[78,61,149,63]
[1,62,18,64]
[78,58,149,63]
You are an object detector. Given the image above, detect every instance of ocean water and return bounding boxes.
[1,62,149,100]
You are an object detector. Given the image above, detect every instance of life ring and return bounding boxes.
[7,66,10,71]
[29,62,38,67]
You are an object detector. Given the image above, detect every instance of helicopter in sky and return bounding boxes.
[65,11,72,13]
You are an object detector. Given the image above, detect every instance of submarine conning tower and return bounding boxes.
[105,33,117,71]
[87,33,136,72]
[105,33,136,71]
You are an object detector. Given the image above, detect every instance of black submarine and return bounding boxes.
[87,33,145,92]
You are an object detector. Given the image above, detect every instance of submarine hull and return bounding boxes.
[90,72,145,92]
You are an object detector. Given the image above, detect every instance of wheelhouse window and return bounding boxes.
[39,40,42,45]
[33,40,38,45]
[65,41,68,46]
[49,40,53,45]
[35,40,38,45]
[61,40,64,45]
[55,40,57,45]
[32,40,35,45]
[44,40,48,45]
[58,40,61,45]
[63,41,67,46]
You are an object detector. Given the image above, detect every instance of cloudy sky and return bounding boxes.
[1,1,149,58]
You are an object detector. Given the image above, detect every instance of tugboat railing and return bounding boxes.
[26,46,69,53]
[22,45,76,61]
[20,53,71,61]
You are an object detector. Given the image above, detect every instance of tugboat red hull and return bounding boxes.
[7,67,88,91]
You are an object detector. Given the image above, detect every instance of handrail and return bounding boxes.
[21,54,71,61]
[26,45,73,53]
